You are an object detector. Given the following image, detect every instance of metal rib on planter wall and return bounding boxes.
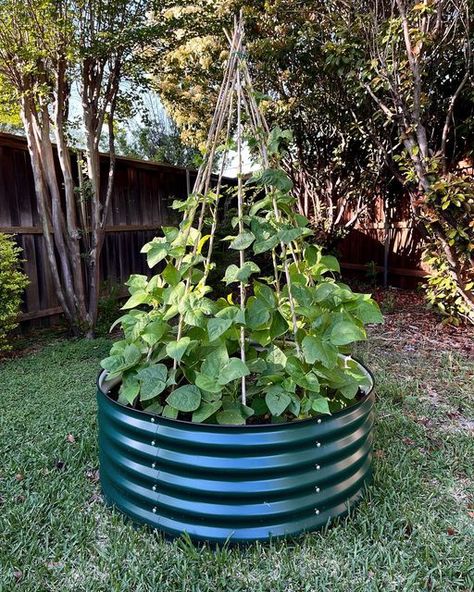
[97,362,375,544]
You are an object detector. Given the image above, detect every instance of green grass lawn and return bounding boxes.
[0,324,473,592]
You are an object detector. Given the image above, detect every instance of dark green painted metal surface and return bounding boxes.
[97,362,375,543]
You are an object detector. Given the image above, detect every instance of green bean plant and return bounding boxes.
[101,19,382,424]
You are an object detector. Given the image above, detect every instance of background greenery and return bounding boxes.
[151,0,474,323]
[0,233,29,351]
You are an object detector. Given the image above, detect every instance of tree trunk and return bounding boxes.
[82,107,102,338]
[20,102,77,328]
[52,72,89,327]
[21,98,96,334]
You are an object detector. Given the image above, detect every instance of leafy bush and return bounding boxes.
[102,131,383,425]
[0,233,29,350]
[421,174,474,324]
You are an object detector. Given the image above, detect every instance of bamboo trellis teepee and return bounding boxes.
[103,12,380,428]
[169,15,305,406]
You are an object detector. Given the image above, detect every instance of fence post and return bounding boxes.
[383,196,390,288]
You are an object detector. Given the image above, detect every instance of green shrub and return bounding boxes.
[421,174,474,324]
[0,233,29,350]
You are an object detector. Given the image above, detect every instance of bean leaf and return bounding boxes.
[121,291,149,310]
[207,318,232,341]
[224,262,260,285]
[330,320,366,345]
[229,231,255,250]
[162,263,180,286]
[119,374,140,405]
[246,297,270,329]
[145,242,169,268]
[217,358,250,385]
[270,311,288,339]
[216,404,254,425]
[265,387,291,416]
[302,335,338,368]
[195,372,223,394]
[312,397,331,415]
[166,385,201,412]
[192,401,222,423]
[138,364,168,401]
[166,337,191,362]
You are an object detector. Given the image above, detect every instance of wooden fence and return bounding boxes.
[338,194,428,289]
[0,132,427,326]
[0,132,204,325]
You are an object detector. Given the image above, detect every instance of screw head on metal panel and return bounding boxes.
[315,464,320,470]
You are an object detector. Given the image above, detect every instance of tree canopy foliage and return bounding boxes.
[151,0,473,322]
[116,93,200,167]
[349,0,474,322]
[151,1,394,248]
[0,0,155,334]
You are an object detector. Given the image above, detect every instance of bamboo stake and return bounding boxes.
[236,42,247,406]
[172,21,243,372]
[202,92,235,284]
[169,13,305,395]
[241,60,302,357]
[175,23,243,267]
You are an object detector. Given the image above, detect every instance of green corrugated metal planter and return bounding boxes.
[97,359,375,544]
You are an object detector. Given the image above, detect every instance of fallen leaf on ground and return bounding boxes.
[85,468,100,483]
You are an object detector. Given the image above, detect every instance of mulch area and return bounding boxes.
[370,288,474,358]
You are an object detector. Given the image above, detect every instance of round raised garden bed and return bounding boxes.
[97,359,375,544]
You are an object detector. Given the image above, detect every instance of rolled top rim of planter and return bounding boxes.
[97,356,374,430]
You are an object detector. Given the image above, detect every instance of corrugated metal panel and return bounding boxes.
[97,364,375,543]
